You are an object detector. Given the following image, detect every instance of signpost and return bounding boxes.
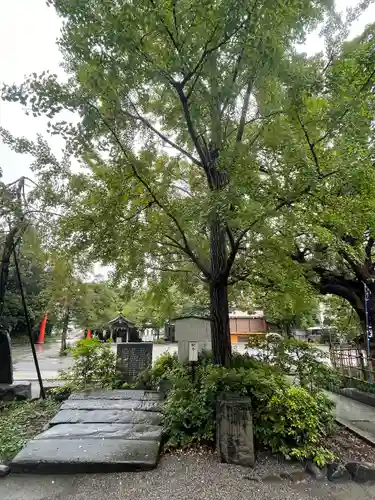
[189,342,198,381]
[364,282,373,384]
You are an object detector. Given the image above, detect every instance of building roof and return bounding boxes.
[172,315,210,322]
[108,314,135,326]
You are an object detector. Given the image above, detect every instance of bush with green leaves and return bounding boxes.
[140,351,336,464]
[53,338,122,397]
[136,351,182,389]
[257,387,335,466]
[247,336,340,392]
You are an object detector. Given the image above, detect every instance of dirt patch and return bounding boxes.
[326,426,375,464]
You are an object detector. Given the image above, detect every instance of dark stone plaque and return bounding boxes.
[0,332,13,384]
[116,342,153,382]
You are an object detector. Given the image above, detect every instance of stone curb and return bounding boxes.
[0,464,10,478]
[340,388,375,408]
[306,460,375,483]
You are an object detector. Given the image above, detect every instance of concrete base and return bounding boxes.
[0,382,31,401]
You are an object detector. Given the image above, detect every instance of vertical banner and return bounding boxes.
[364,284,373,383]
[37,312,48,344]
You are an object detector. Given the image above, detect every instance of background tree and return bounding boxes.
[3,1,375,365]
[1,226,54,341]
[323,295,362,341]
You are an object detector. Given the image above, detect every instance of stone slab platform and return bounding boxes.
[34,423,162,441]
[11,389,163,474]
[69,389,162,401]
[50,409,162,426]
[11,439,160,473]
[61,398,162,412]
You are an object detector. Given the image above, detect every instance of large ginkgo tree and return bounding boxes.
[2,0,375,365]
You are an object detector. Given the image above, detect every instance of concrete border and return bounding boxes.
[340,388,375,408]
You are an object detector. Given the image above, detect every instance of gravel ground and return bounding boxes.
[327,427,375,464]
[2,452,375,500]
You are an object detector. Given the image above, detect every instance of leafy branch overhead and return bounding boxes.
[2,0,375,363]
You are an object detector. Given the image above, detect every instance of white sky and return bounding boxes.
[0,0,374,184]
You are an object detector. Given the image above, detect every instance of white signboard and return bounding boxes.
[188,342,198,362]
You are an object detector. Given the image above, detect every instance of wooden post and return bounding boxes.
[216,394,254,467]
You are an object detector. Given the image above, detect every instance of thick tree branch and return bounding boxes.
[236,80,254,143]
[118,201,154,224]
[122,103,202,167]
[88,102,210,277]
[296,113,321,176]
[174,85,208,168]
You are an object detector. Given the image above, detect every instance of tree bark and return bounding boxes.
[60,309,70,354]
[209,211,232,366]
[0,226,18,324]
[210,279,231,366]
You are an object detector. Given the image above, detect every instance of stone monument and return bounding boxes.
[116,342,153,383]
[216,394,254,467]
[0,331,31,401]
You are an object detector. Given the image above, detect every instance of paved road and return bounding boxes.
[327,391,375,445]
[12,342,73,382]
[12,341,329,383]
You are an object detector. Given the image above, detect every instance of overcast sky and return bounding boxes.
[0,0,374,184]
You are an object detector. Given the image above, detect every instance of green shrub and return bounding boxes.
[248,336,340,392]
[140,351,336,464]
[136,352,182,389]
[0,399,59,462]
[56,338,122,394]
[257,386,335,466]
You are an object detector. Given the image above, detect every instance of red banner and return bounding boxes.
[37,312,48,344]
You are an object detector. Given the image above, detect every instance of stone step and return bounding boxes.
[11,438,160,473]
[69,389,162,401]
[34,423,162,441]
[61,399,162,412]
[50,409,162,426]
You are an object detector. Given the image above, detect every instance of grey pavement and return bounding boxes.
[2,454,375,500]
[327,391,375,445]
[12,342,73,381]
[11,342,180,382]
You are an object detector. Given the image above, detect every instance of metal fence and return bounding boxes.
[329,345,375,384]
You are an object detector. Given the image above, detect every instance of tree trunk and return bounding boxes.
[0,227,18,325]
[210,279,231,366]
[209,210,232,366]
[60,309,70,355]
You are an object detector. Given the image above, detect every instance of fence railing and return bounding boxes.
[329,345,375,385]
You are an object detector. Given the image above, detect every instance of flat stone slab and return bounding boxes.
[11,438,160,473]
[0,382,31,401]
[50,409,162,426]
[61,399,162,412]
[69,390,162,401]
[34,423,162,441]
